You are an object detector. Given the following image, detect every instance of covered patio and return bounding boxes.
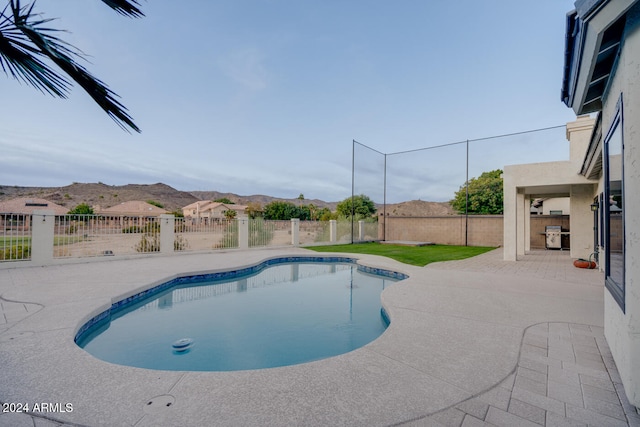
[503,116,599,262]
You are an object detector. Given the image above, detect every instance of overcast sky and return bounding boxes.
[1,1,578,203]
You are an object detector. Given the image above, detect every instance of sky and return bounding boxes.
[0,1,579,203]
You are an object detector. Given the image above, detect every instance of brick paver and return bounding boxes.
[414,249,639,427]
[417,323,639,426]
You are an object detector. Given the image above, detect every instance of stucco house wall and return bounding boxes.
[599,3,640,407]
[557,0,640,406]
[539,198,570,215]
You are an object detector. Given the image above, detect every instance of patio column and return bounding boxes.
[503,167,517,261]
[516,190,526,257]
[525,196,531,252]
[570,184,596,260]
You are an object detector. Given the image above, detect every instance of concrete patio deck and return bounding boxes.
[0,248,638,426]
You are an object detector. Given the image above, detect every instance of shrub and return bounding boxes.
[0,245,31,260]
[216,221,237,248]
[134,233,160,252]
[122,225,143,233]
[249,218,274,247]
[146,200,164,209]
[143,222,160,233]
[174,235,189,251]
[68,203,94,215]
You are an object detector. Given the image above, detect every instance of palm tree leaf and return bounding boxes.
[10,0,140,132]
[100,0,144,18]
[0,3,70,96]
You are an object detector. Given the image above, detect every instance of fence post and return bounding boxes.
[358,220,365,241]
[31,210,55,265]
[160,214,175,253]
[330,220,337,243]
[238,217,249,249]
[291,218,300,246]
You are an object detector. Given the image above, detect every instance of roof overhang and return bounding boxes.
[561,0,637,114]
[518,183,601,200]
[520,184,573,199]
[580,112,603,179]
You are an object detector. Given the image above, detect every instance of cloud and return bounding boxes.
[218,48,269,91]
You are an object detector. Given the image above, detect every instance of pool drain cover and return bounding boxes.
[143,394,175,414]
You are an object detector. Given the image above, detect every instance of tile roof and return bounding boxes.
[0,197,69,215]
[98,201,169,216]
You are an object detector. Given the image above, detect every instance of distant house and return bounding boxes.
[0,197,69,231]
[182,201,247,223]
[530,197,571,215]
[97,201,169,217]
[0,197,68,215]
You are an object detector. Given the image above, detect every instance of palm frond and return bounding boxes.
[8,0,140,133]
[100,0,144,18]
[0,2,70,96]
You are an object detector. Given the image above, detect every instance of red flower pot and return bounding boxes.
[573,259,597,269]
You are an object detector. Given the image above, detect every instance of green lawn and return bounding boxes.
[0,236,84,246]
[305,242,496,266]
[0,236,31,245]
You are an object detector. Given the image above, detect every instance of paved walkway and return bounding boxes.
[411,250,639,426]
[0,248,638,426]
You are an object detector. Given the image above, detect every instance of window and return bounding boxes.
[599,193,605,247]
[603,94,625,311]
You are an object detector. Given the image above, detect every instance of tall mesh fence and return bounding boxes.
[353,125,569,243]
[351,141,386,242]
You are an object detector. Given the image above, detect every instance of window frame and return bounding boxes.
[603,94,625,311]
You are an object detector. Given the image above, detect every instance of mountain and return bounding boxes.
[382,200,455,216]
[190,191,338,211]
[0,183,454,215]
[0,183,198,212]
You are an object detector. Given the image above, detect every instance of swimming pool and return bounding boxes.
[76,257,407,371]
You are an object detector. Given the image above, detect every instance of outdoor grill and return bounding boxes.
[545,225,563,249]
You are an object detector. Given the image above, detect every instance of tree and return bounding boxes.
[317,207,334,221]
[336,194,377,219]
[263,201,294,220]
[245,202,262,219]
[263,201,311,220]
[146,200,164,209]
[214,198,235,204]
[68,203,94,215]
[450,169,503,214]
[0,0,143,132]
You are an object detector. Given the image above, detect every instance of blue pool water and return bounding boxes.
[76,258,406,371]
